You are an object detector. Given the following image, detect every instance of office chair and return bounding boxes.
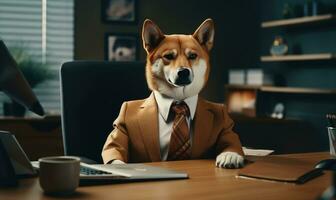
[60,61,150,163]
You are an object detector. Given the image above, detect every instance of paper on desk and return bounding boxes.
[242,147,274,156]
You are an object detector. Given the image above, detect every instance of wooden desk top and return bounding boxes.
[0,152,333,200]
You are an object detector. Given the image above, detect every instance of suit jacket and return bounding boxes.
[102,93,243,164]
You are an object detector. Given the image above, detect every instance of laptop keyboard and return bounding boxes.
[80,165,112,175]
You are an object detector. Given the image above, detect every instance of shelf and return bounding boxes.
[225,84,260,90]
[260,86,336,95]
[260,53,335,62]
[230,113,302,123]
[225,84,336,95]
[261,14,336,28]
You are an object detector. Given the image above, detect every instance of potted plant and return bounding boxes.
[3,46,53,116]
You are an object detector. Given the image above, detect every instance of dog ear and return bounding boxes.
[142,19,165,54]
[193,18,215,51]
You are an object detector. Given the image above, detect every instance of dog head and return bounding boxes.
[142,19,214,100]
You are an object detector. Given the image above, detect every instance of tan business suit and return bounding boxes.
[102,93,243,164]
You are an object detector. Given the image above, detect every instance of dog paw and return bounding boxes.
[216,152,244,169]
[111,159,126,164]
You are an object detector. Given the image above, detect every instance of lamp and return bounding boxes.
[0,40,44,116]
[0,40,45,186]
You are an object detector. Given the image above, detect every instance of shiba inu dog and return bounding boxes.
[143,20,211,101]
[102,19,244,169]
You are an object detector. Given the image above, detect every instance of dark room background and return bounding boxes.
[74,0,336,153]
[74,0,260,102]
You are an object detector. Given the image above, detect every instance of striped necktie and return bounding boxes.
[167,101,191,160]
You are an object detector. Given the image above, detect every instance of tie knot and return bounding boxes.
[171,101,190,117]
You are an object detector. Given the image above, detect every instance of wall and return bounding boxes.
[74,0,260,102]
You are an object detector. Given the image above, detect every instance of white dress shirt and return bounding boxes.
[153,91,198,161]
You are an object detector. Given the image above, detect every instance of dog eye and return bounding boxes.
[188,53,197,60]
[163,54,175,60]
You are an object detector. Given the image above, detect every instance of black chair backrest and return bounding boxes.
[60,61,149,163]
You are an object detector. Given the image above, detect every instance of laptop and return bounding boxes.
[0,131,188,183]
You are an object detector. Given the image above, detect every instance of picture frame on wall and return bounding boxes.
[102,0,137,23]
[105,33,139,62]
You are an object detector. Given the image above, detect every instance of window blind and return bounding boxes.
[0,0,74,115]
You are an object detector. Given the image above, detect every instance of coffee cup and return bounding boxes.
[38,156,80,195]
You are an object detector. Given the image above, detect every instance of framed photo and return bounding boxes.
[105,33,139,61]
[102,0,137,23]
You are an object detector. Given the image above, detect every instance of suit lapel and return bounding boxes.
[192,98,214,158]
[137,93,161,161]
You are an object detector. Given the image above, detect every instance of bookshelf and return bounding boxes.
[244,12,336,119]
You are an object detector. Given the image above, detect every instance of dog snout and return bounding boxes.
[175,67,191,86]
[178,68,190,79]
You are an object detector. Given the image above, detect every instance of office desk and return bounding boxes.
[0,152,332,200]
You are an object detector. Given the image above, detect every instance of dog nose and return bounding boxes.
[175,68,191,86]
[177,68,190,79]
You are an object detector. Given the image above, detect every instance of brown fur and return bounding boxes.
[145,35,211,91]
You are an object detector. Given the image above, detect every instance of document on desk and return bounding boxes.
[237,156,323,184]
[242,147,274,156]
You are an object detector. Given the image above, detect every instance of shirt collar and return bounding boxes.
[153,91,198,122]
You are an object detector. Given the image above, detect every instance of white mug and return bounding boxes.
[38,156,80,195]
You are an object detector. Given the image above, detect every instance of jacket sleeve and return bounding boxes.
[101,102,129,164]
[215,105,244,156]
